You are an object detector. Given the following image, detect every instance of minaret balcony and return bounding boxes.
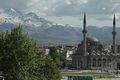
[112,31,117,35]
[82,30,87,33]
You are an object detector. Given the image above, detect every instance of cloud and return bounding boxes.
[47,0,88,16]
[49,0,107,16]
[46,0,120,17]
[0,0,89,16]
[0,0,28,11]
[0,0,120,20]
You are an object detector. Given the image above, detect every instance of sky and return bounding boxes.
[0,0,120,27]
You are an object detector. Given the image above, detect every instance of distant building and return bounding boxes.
[117,45,120,53]
[38,46,50,55]
[58,46,76,68]
[72,13,119,70]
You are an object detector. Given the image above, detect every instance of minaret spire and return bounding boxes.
[84,12,86,29]
[112,14,117,53]
[113,14,116,26]
[82,12,87,56]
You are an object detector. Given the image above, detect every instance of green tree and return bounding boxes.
[28,55,61,80]
[0,26,61,80]
[117,56,120,69]
[49,49,63,67]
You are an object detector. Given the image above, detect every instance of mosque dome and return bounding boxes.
[87,37,99,42]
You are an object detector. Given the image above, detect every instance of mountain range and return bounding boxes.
[0,8,120,45]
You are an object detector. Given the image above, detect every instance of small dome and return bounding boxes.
[92,37,99,42]
[87,37,99,42]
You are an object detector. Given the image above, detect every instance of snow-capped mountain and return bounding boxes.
[0,8,120,45]
[0,8,53,28]
[4,8,23,17]
[0,8,23,24]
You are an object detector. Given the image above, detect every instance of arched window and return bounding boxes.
[108,59,111,67]
[93,58,96,67]
[98,58,101,67]
[103,58,106,67]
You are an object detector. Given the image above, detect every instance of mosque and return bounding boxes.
[72,13,119,70]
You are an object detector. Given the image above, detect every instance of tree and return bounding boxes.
[49,48,63,67]
[27,55,61,80]
[117,56,120,69]
[0,26,61,80]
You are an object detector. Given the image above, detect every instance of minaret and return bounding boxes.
[112,14,117,53]
[82,13,87,56]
